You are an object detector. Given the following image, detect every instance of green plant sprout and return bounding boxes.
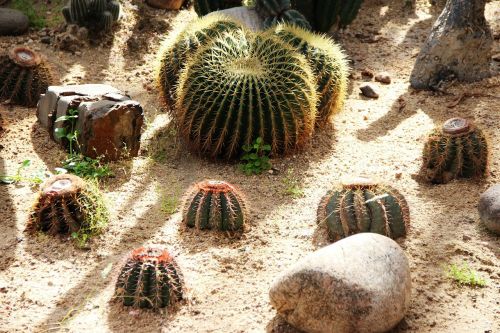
[54,109,112,180]
[445,262,487,287]
[282,168,304,198]
[0,159,44,185]
[239,137,272,175]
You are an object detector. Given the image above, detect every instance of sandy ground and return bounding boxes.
[0,0,499,332]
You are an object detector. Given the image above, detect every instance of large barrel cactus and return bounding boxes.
[157,15,243,108]
[255,0,311,30]
[274,24,349,125]
[194,0,243,16]
[422,118,488,184]
[26,174,109,243]
[62,0,120,32]
[317,177,410,242]
[176,29,317,159]
[0,47,55,107]
[115,247,185,309]
[182,180,247,232]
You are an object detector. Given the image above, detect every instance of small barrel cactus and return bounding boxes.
[255,0,311,30]
[317,176,410,242]
[176,29,317,159]
[182,180,247,232]
[26,174,109,243]
[157,15,243,108]
[115,247,185,309]
[422,118,488,184]
[0,47,55,107]
[274,24,349,125]
[62,0,120,32]
[194,0,243,16]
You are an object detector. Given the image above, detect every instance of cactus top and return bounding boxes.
[130,247,174,264]
[197,180,237,193]
[41,174,85,196]
[442,117,472,135]
[341,176,377,189]
[9,47,41,68]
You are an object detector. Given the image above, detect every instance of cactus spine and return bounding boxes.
[26,174,109,241]
[422,118,488,184]
[317,177,410,242]
[115,247,184,309]
[176,29,317,159]
[0,47,55,107]
[182,180,247,232]
[157,15,243,109]
[194,0,243,16]
[274,24,349,125]
[63,0,120,32]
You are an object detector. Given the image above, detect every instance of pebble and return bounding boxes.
[478,184,500,235]
[360,84,379,99]
[375,72,391,84]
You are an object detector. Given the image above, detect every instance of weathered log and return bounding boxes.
[37,84,144,161]
[410,0,493,89]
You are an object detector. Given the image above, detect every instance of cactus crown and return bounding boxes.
[130,247,175,264]
[442,117,471,135]
[9,47,41,68]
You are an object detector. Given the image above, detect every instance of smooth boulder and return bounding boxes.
[269,233,411,333]
[0,8,29,36]
[478,184,500,235]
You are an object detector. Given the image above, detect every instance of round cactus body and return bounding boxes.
[182,180,247,232]
[422,118,488,184]
[157,15,244,109]
[274,24,349,126]
[176,29,317,159]
[27,174,109,239]
[255,0,311,30]
[115,247,184,309]
[0,47,55,107]
[317,176,410,242]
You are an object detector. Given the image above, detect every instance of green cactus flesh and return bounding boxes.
[176,29,317,159]
[255,0,311,30]
[182,180,247,232]
[274,24,349,125]
[26,174,109,237]
[317,177,410,242]
[64,0,120,32]
[0,47,54,107]
[115,247,184,309]
[422,118,488,184]
[157,15,243,109]
[194,0,243,16]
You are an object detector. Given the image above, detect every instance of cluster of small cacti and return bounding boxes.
[62,0,120,32]
[290,0,364,31]
[115,247,185,309]
[317,176,410,242]
[0,47,55,107]
[255,0,311,30]
[158,17,349,159]
[182,180,247,232]
[26,174,109,240]
[194,0,243,16]
[421,118,488,184]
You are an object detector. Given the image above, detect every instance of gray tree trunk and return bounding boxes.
[410,0,492,89]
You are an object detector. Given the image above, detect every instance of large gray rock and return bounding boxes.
[0,8,29,36]
[478,185,500,235]
[269,233,411,333]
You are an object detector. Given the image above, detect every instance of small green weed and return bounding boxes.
[445,262,487,287]
[239,137,272,175]
[10,0,46,28]
[0,159,45,185]
[282,168,304,198]
[157,185,181,215]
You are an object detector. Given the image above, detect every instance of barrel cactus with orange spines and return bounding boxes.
[182,180,247,232]
[115,247,185,309]
[422,118,488,184]
[317,176,410,242]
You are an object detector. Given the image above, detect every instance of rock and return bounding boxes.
[269,233,411,333]
[361,69,374,78]
[37,84,144,161]
[40,36,51,44]
[375,72,391,84]
[146,0,185,10]
[478,185,500,235]
[0,8,29,36]
[360,84,379,99]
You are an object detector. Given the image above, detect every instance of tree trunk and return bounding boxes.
[410,0,492,89]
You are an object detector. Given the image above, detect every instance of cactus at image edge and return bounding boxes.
[255,0,311,30]
[194,0,243,16]
[317,176,410,242]
[157,15,244,108]
[115,247,185,309]
[63,0,120,32]
[0,47,55,107]
[182,180,247,232]
[176,29,317,159]
[422,118,488,184]
[274,24,349,125]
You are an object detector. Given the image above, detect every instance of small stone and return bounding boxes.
[146,0,185,10]
[478,184,500,235]
[40,36,51,44]
[462,235,471,242]
[269,233,411,333]
[0,8,29,36]
[492,53,500,62]
[395,172,402,179]
[375,72,391,84]
[360,84,379,99]
[361,69,374,78]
